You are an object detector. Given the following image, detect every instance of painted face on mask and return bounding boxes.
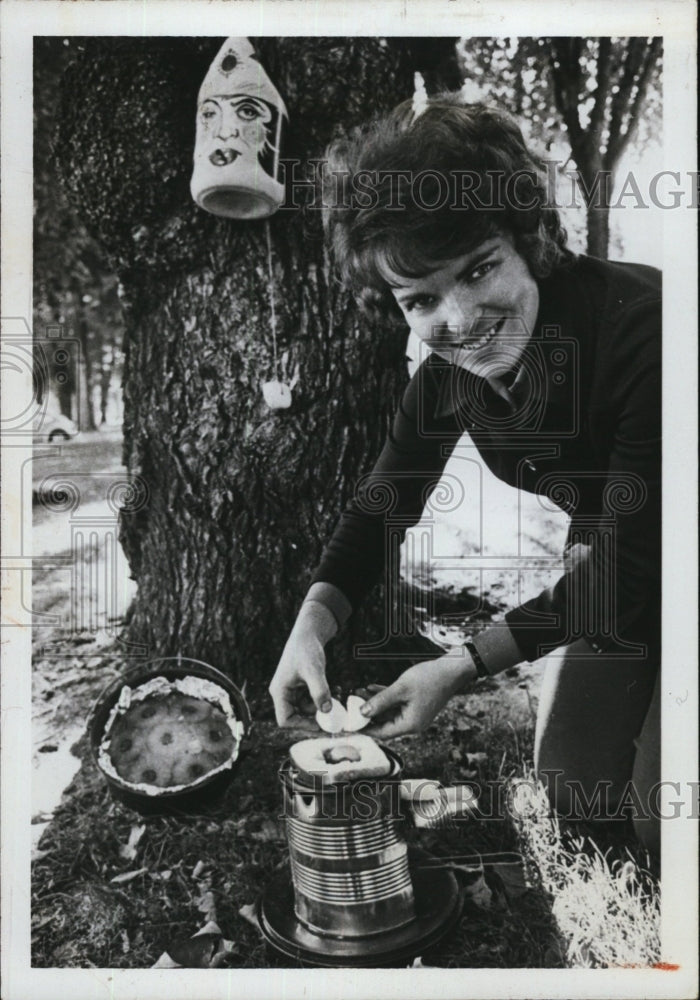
[190,37,287,219]
[386,233,540,380]
[197,95,275,168]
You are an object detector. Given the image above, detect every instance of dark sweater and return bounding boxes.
[311,255,661,672]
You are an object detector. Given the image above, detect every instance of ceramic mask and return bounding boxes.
[191,37,287,219]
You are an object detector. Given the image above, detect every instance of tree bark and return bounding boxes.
[585,198,610,259]
[100,339,115,425]
[72,288,98,431]
[55,37,445,694]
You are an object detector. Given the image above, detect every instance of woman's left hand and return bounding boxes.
[360,650,479,739]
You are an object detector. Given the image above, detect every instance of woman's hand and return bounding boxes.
[268,601,337,729]
[360,649,479,739]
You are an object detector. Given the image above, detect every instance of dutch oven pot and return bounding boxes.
[88,657,252,816]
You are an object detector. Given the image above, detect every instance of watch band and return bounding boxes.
[464,640,489,679]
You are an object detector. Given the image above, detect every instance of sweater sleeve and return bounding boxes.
[504,300,661,661]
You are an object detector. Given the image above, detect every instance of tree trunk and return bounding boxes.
[55,37,442,695]
[586,199,610,258]
[100,340,114,425]
[54,340,76,419]
[73,289,98,431]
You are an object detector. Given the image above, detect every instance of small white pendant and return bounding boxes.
[262,380,292,409]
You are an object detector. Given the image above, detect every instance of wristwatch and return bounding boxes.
[464,640,490,679]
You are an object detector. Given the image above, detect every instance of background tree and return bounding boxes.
[459,36,663,257]
[34,37,125,427]
[548,37,662,257]
[52,37,457,698]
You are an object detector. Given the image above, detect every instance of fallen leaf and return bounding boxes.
[166,932,220,968]
[192,860,206,879]
[151,922,234,969]
[252,820,284,843]
[491,862,528,900]
[119,823,146,861]
[195,920,222,937]
[194,889,217,920]
[462,872,493,910]
[238,902,262,933]
[152,951,180,969]
[121,929,130,954]
[110,867,148,884]
[149,868,173,882]
[209,948,242,968]
[31,914,54,931]
[32,848,54,862]
[453,718,472,732]
[458,768,478,780]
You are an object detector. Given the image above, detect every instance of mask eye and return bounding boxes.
[234,99,267,122]
[199,102,219,124]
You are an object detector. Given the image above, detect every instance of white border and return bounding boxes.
[1,1,697,998]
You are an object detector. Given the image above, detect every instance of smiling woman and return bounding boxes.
[268,94,662,858]
[384,235,539,380]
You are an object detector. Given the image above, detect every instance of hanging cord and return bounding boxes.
[264,219,279,379]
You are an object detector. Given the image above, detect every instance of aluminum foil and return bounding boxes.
[97,674,246,796]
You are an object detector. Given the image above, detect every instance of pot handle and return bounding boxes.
[412,850,523,871]
[399,778,479,829]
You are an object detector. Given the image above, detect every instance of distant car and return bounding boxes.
[33,412,80,443]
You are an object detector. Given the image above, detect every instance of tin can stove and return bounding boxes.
[258,747,464,967]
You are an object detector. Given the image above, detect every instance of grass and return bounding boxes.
[510,776,660,968]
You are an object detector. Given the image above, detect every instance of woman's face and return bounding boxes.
[385,233,539,380]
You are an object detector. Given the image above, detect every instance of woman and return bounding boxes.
[268,96,661,855]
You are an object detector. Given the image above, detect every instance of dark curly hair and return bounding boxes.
[319,94,573,326]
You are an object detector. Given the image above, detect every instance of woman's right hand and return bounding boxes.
[268,601,337,729]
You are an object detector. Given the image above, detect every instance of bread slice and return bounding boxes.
[290,734,391,784]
